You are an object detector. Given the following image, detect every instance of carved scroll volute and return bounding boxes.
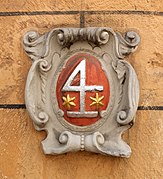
[23,27,140,158]
[111,31,140,126]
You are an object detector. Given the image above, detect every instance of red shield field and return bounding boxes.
[56,53,110,126]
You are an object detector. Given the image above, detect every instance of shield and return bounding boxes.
[23,27,140,157]
[56,53,110,126]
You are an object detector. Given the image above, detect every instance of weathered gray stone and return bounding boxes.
[23,27,140,158]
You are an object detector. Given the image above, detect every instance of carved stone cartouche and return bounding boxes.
[23,27,140,158]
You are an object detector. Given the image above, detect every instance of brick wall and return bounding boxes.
[0,1,163,178]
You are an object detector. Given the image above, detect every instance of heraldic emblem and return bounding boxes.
[23,27,140,157]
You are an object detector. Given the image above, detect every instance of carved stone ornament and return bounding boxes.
[23,27,140,158]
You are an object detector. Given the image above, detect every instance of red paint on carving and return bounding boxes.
[56,53,110,126]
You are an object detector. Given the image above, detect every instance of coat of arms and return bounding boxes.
[23,27,140,157]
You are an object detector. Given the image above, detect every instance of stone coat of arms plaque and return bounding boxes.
[23,27,140,158]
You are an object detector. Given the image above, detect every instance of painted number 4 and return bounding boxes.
[62,59,104,118]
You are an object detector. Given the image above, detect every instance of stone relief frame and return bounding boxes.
[23,27,140,158]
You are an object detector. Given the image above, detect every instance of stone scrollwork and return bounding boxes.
[57,27,110,46]
[23,27,140,158]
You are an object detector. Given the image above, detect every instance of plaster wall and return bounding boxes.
[0,1,163,178]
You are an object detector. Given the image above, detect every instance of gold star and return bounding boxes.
[90,93,104,108]
[62,94,76,109]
